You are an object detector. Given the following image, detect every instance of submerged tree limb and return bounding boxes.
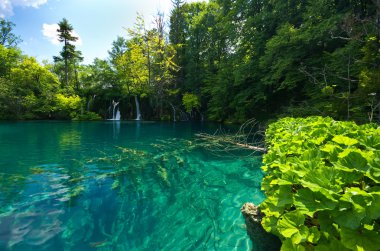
[195,119,267,154]
[195,133,266,152]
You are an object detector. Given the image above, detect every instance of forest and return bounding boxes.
[1,1,380,250]
[0,0,379,123]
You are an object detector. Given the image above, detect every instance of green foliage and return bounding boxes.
[0,19,22,48]
[182,93,200,113]
[55,18,83,88]
[261,116,380,250]
[0,50,60,119]
[166,0,380,122]
[2,1,380,122]
[74,111,102,121]
[54,93,82,119]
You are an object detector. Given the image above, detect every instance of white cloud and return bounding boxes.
[0,0,13,18]
[71,30,82,46]
[0,0,47,17]
[42,23,83,46]
[42,23,59,45]
[13,0,47,8]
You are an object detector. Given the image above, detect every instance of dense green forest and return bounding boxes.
[0,0,379,123]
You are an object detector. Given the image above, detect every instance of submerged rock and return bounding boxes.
[241,203,281,251]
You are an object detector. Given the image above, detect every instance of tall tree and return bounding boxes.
[55,18,81,87]
[169,0,186,87]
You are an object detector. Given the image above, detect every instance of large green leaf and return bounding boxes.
[314,236,349,251]
[272,185,294,207]
[359,134,380,150]
[280,239,306,251]
[337,149,369,172]
[262,117,380,250]
[291,225,309,244]
[333,188,371,229]
[340,227,380,251]
[301,165,342,193]
[277,211,305,238]
[367,157,380,182]
[294,188,338,217]
[307,226,321,244]
[332,135,358,146]
[365,190,380,220]
[262,215,279,234]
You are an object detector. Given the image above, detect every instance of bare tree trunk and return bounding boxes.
[347,55,351,120]
[373,0,380,38]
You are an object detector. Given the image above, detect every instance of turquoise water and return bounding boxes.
[0,121,265,250]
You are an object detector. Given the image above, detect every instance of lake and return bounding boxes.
[0,121,265,250]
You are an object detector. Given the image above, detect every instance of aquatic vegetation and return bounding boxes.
[261,116,380,250]
[0,121,264,250]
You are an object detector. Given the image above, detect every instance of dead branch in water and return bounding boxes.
[195,119,267,155]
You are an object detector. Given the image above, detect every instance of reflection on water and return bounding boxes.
[112,121,120,139]
[0,121,265,250]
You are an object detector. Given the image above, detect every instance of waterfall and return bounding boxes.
[87,94,96,111]
[115,108,121,120]
[109,100,120,120]
[169,103,176,122]
[135,96,142,120]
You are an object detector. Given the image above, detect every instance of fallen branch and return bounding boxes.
[195,118,267,154]
[195,133,266,152]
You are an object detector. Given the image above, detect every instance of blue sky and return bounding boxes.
[1,0,204,64]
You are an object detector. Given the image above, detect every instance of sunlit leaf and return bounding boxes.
[294,188,338,217]
[338,149,368,172]
[332,135,358,146]
[340,227,380,251]
[277,211,305,238]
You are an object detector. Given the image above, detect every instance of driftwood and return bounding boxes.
[195,118,267,154]
[195,133,267,152]
[241,203,281,251]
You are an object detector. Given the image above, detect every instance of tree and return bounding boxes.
[0,19,21,48]
[169,0,186,87]
[108,36,128,65]
[55,18,81,87]
[0,50,60,119]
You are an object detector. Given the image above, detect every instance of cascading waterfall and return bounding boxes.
[109,100,120,120]
[114,109,121,120]
[169,103,176,122]
[135,96,142,120]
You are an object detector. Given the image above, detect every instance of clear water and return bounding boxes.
[0,121,265,251]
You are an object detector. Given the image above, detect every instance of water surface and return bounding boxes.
[0,121,265,250]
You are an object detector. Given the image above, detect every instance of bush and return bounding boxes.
[54,93,82,119]
[260,116,380,250]
[182,93,200,113]
[73,111,102,121]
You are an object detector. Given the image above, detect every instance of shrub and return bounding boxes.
[260,116,380,251]
[182,93,200,113]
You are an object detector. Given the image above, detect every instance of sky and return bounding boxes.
[1,0,205,64]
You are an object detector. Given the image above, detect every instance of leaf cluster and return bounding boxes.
[261,116,380,250]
